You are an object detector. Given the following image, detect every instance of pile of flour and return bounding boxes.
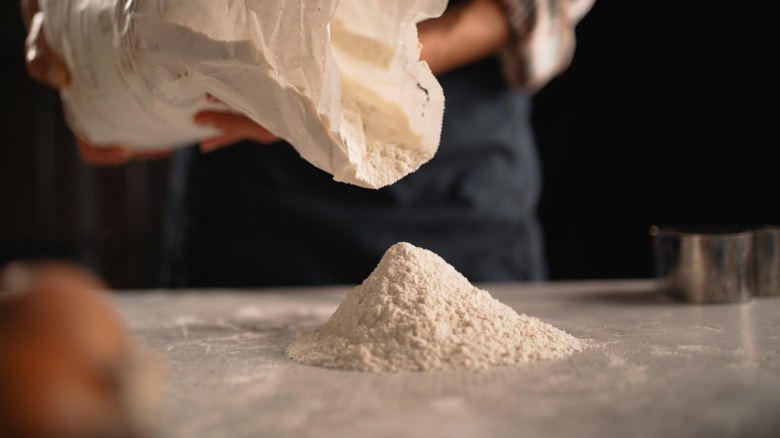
[286,242,584,372]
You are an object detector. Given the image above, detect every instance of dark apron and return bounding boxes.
[161,55,546,288]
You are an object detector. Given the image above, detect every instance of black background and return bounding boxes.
[1,0,778,287]
[533,0,779,279]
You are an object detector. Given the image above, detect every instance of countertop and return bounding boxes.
[112,279,780,438]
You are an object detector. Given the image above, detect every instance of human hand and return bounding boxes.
[21,3,264,161]
[76,106,280,163]
[195,109,281,153]
[22,1,166,166]
[21,0,70,89]
[79,107,281,162]
[75,138,172,167]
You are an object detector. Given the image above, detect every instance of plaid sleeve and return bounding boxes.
[497,0,596,92]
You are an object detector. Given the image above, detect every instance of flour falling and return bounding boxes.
[286,242,584,372]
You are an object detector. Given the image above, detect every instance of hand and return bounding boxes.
[195,110,281,153]
[21,3,271,161]
[78,106,280,163]
[22,0,70,89]
[76,138,172,167]
[79,107,281,163]
[21,0,144,166]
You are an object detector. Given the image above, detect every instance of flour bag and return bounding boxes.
[39,0,446,188]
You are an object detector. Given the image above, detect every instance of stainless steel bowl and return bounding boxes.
[650,226,754,303]
[753,226,780,296]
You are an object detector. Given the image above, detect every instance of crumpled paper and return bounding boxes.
[40,0,446,189]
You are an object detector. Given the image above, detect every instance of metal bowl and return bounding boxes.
[650,226,754,303]
[753,225,780,296]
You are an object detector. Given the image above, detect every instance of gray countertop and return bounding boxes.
[112,280,780,438]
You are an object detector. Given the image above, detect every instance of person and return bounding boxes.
[22,0,596,288]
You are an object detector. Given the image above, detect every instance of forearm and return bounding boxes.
[499,0,596,91]
[418,0,511,75]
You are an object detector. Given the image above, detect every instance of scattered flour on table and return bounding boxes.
[286,242,584,372]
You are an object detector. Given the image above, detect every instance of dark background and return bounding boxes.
[533,0,779,279]
[2,0,778,288]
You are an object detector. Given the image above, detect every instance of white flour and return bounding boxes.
[286,242,584,372]
[339,76,427,188]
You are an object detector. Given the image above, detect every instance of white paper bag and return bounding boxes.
[40,0,446,189]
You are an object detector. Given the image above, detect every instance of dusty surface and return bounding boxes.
[113,280,780,438]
